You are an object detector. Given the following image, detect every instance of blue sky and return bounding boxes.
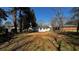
[32,7,72,25]
[2,7,72,25]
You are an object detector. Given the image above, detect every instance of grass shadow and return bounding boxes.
[0,33,14,44]
[59,32,79,45]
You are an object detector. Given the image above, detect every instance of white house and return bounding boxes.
[38,28,50,32]
[38,26,51,32]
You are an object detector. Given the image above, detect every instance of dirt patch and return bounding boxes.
[0,32,79,51]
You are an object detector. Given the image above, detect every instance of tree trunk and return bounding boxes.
[13,11,17,33]
[20,19,22,32]
[77,22,79,32]
[19,10,23,32]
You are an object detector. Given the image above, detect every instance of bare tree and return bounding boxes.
[51,8,64,31]
[71,7,79,32]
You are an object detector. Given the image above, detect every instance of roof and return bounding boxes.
[64,24,77,26]
[38,25,50,29]
[63,25,77,27]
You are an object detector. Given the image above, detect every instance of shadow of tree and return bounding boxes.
[59,32,79,45]
[0,32,14,44]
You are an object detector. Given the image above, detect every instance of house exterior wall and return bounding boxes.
[38,28,50,32]
[62,27,77,32]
